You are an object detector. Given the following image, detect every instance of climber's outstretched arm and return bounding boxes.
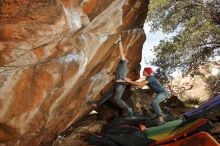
[119,41,125,60]
[124,78,148,87]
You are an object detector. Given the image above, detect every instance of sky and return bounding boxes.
[140,23,169,76]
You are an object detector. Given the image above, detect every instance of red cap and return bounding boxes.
[144,67,153,75]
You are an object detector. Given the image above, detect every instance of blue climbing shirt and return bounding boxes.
[146,76,166,94]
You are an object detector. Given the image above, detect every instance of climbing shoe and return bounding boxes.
[127,108,133,116]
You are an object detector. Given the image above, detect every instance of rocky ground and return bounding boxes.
[45,91,220,146]
[45,114,105,146]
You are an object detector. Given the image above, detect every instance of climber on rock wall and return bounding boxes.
[113,39,133,116]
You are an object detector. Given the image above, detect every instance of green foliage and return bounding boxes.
[205,72,220,95]
[147,0,220,75]
[153,67,169,83]
[184,98,201,107]
[190,70,205,78]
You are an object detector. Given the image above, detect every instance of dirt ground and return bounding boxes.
[50,114,106,146]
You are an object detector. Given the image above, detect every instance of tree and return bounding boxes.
[147,0,220,75]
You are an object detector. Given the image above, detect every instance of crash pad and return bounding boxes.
[184,95,220,120]
[144,118,213,145]
[161,132,219,146]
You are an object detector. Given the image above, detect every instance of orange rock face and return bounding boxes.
[0,0,148,145]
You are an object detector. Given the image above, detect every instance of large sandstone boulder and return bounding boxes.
[0,0,148,145]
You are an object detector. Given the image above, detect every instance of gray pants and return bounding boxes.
[113,83,130,111]
[151,92,169,117]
